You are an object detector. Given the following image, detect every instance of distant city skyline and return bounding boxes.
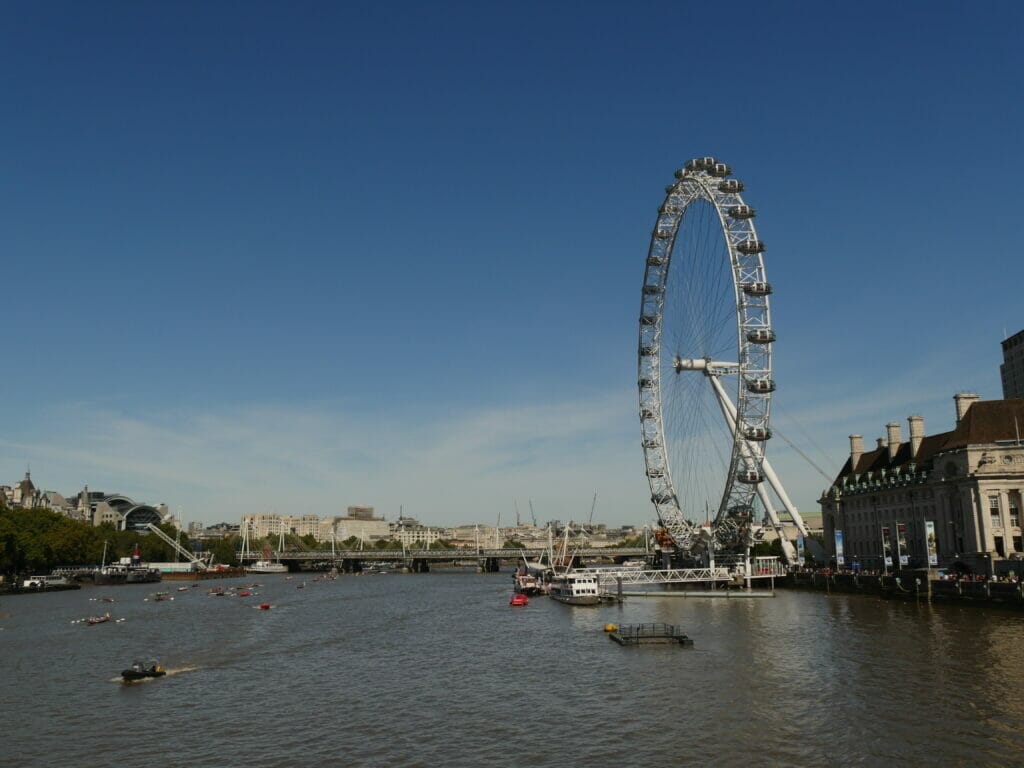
[1,2,1021,527]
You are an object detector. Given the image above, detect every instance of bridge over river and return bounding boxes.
[239,547,649,572]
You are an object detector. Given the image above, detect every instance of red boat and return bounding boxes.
[509,593,529,607]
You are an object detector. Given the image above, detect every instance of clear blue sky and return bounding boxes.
[2,1,1021,527]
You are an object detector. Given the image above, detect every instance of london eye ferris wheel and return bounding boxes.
[638,157,782,560]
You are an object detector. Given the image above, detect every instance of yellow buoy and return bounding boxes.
[604,623,618,633]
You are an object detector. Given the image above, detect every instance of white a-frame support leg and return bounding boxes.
[706,375,809,564]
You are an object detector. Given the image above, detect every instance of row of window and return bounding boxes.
[846,489,937,509]
[988,493,1022,529]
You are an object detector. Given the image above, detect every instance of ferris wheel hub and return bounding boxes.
[672,357,739,376]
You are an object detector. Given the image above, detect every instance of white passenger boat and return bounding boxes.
[548,571,601,605]
[248,559,288,574]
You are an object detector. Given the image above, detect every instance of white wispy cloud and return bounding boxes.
[0,391,652,528]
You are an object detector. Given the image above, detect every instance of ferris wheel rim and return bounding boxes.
[638,157,774,553]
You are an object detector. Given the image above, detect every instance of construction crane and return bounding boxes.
[528,499,537,527]
[588,492,598,527]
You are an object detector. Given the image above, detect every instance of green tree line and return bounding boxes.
[0,506,201,576]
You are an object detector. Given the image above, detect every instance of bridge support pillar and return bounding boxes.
[341,559,362,573]
[476,557,500,573]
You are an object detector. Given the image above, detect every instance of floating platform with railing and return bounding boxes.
[607,623,693,647]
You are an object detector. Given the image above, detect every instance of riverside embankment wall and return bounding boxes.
[784,571,1024,609]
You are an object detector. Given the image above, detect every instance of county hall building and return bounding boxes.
[820,393,1024,575]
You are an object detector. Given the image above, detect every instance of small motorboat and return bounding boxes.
[258,603,271,610]
[121,660,166,682]
[87,612,112,625]
[509,593,529,607]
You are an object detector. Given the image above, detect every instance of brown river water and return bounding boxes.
[2,571,1023,767]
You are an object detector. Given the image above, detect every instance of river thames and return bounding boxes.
[2,571,1023,767]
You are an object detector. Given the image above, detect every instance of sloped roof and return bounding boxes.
[830,398,1024,486]
[941,398,1024,450]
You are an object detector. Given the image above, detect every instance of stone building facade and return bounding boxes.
[245,509,391,543]
[820,394,1024,574]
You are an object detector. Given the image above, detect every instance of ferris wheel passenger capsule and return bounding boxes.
[718,179,745,193]
[699,156,717,167]
[736,470,764,485]
[708,163,732,178]
[647,255,667,267]
[728,205,756,219]
[746,329,776,344]
[741,281,772,296]
[744,427,772,441]
[736,239,765,254]
[746,378,776,393]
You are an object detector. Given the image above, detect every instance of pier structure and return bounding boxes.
[572,558,785,598]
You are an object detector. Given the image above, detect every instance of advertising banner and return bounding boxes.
[925,520,938,566]
[881,526,893,567]
[796,534,805,566]
[897,522,908,566]
[835,529,845,566]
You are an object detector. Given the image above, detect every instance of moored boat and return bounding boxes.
[509,593,529,606]
[95,564,129,585]
[548,571,601,605]
[512,567,545,596]
[126,566,162,584]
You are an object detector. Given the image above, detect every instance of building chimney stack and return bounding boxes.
[908,415,925,458]
[954,393,980,424]
[877,437,888,450]
[849,434,863,469]
[886,422,902,461]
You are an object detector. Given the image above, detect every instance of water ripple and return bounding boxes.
[3,576,1024,766]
